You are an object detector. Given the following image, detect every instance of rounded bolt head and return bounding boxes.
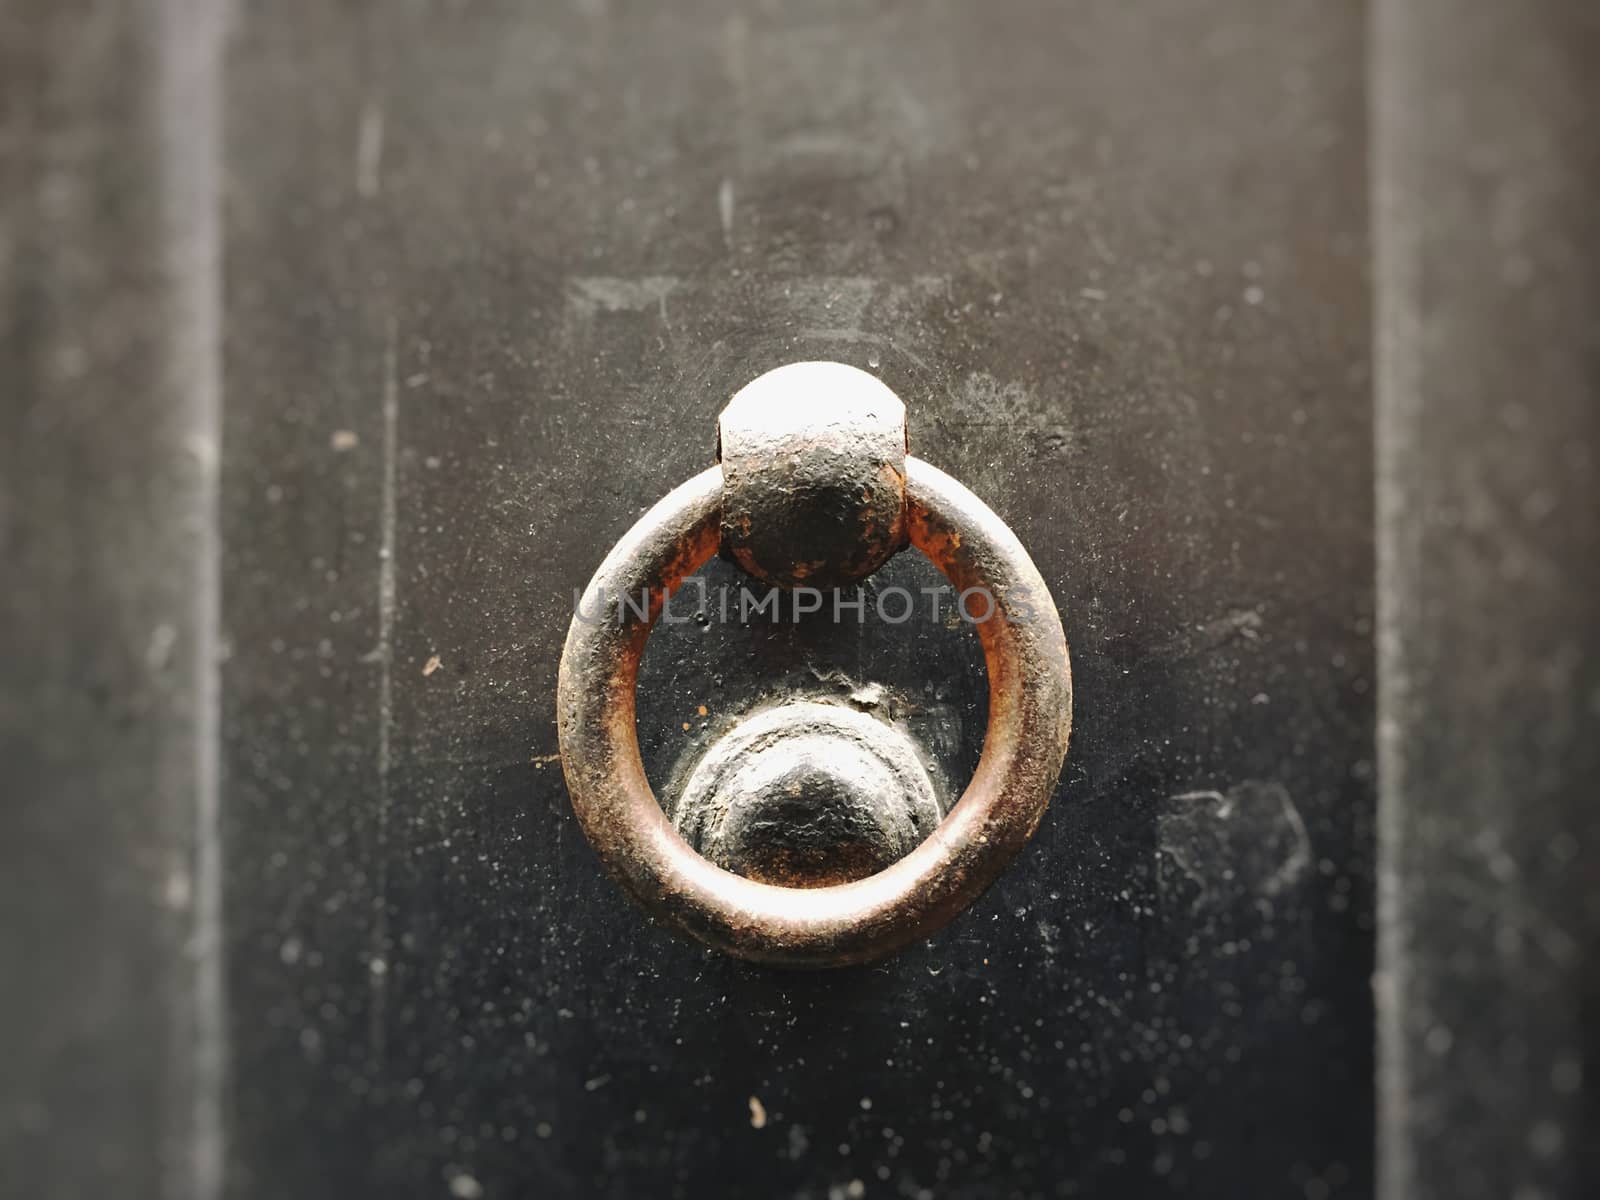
[673,701,942,888]
[718,361,908,589]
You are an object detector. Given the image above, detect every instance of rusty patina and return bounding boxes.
[556,408,1073,964]
[718,361,909,590]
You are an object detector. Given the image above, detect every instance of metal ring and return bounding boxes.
[557,457,1072,967]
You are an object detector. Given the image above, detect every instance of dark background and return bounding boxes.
[5,2,1596,1200]
[221,3,1373,1196]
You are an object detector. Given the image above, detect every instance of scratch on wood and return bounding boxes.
[155,0,227,1192]
[567,276,681,320]
[356,98,384,199]
[1159,782,1312,912]
[719,178,735,247]
[370,313,398,1063]
[1157,608,1264,661]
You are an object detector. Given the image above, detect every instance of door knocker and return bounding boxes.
[557,362,1072,966]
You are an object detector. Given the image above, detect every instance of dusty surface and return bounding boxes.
[216,1,1374,1195]
[4,1,1375,1197]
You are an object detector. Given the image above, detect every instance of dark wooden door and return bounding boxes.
[218,4,1372,1197]
[8,3,1596,1200]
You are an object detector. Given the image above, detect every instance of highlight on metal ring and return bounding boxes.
[556,451,1072,968]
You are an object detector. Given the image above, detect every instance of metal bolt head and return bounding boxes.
[718,361,908,589]
[672,701,942,888]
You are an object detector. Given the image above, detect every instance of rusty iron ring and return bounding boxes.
[557,458,1072,968]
